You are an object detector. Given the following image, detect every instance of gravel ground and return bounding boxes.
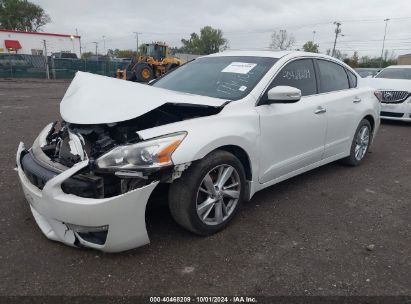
[0,78,410,296]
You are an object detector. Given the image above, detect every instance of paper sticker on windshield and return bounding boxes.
[239,86,247,91]
[221,62,257,74]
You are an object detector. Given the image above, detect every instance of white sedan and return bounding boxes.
[16,51,380,252]
[371,65,411,122]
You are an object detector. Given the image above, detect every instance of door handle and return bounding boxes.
[353,96,362,103]
[314,106,327,114]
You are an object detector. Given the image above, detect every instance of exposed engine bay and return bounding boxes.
[22,103,222,200]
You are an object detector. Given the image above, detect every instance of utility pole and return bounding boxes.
[332,22,342,57]
[312,30,316,43]
[102,35,106,54]
[133,32,142,54]
[76,28,82,57]
[42,39,50,79]
[380,18,390,68]
[93,42,98,60]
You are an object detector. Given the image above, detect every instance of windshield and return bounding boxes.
[152,56,278,100]
[356,69,379,78]
[375,68,411,80]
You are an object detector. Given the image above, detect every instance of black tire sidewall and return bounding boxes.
[135,63,153,82]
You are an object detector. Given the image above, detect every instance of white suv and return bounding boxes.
[16,51,380,252]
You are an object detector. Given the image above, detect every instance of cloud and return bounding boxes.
[32,0,411,57]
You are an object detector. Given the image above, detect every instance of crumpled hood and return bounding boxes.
[60,72,227,124]
[363,77,411,91]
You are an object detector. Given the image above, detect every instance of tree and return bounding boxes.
[180,26,228,55]
[0,0,51,31]
[302,41,319,53]
[81,52,94,59]
[350,51,359,68]
[326,48,347,61]
[269,30,295,50]
[107,49,136,58]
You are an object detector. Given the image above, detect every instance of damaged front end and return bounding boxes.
[16,108,220,252]
[16,72,227,252]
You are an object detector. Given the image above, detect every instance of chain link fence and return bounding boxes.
[0,53,130,79]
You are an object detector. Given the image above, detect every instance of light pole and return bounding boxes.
[102,35,106,55]
[133,32,142,54]
[70,35,75,54]
[380,18,390,68]
[312,30,316,43]
[93,42,98,60]
[332,22,342,57]
[76,28,82,57]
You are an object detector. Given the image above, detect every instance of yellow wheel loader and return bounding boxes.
[116,42,183,82]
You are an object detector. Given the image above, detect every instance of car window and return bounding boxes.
[347,70,357,88]
[375,68,411,80]
[266,59,317,97]
[317,60,350,93]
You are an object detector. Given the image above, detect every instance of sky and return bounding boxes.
[31,0,411,58]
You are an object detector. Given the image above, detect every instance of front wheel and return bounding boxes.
[134,63,154,82]
[341,119,372,166]
[169,150,246,235]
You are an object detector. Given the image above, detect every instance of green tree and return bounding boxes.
[107,49,136,58]
[302,41,319,53]
[81,52,94,59]
[0,0,51,31]
[269,30,295,50]
[180,26,228,55]
[349,51,359,68]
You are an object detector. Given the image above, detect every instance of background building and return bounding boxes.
[0,29,81,57]
[398,53,411,65]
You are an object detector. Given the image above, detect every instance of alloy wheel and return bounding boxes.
[196,164,241,226]
[354,125,370,161]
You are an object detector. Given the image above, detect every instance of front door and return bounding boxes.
[256,58,327,184]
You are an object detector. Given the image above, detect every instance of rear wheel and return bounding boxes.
[341,119,372,166]
[169,150,246,235]
[135,63,154,82]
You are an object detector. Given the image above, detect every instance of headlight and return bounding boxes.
[95,132,186,170]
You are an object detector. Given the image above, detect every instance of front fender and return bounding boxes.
[137,111,260,179]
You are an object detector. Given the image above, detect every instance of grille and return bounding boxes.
[380,90,410,104]
[21,152,104,198]
[380,111,404,118]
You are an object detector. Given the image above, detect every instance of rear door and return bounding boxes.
[315,59,360,158]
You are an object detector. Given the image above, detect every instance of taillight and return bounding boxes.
[374,90,383,102]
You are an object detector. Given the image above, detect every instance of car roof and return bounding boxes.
[204,50,345,61]
[206,50,293,58]
[384,65,411,69]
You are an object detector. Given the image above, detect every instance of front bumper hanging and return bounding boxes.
[16,142,159,253]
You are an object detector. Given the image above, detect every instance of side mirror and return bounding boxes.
[266,86,302,104]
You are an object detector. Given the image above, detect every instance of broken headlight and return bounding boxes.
[95,132,186,170]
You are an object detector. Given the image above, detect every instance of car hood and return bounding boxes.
[60,72,228,124]
[364,78,411,91]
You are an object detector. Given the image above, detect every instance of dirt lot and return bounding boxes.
[0,78,410,296]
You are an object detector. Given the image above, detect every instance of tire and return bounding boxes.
[125,70,136,81]
[341,119,372,166]
[134,63,154,82]
[169,150,246,236]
